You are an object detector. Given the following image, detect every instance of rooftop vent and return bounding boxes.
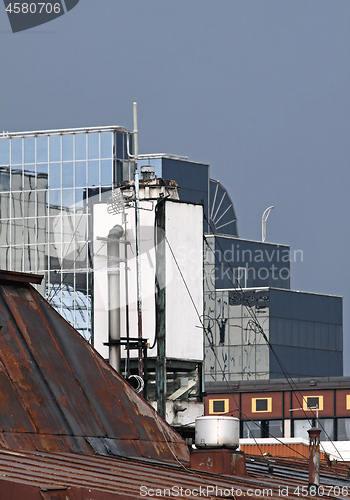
[141,165,156,180]
[195,416,239,450]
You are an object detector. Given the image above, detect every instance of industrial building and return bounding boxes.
[203,287,343,381]
[93,178,205,425]
[0,127,348,497]
[0,126,344,398]
[205,376,350,442]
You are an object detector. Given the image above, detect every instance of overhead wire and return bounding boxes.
[203,213,349,470]
[165,208,348,470]
[164,233,266,458]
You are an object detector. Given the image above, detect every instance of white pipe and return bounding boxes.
[0,125,130,139]
[262,206,274,242]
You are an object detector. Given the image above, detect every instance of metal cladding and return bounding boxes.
[0,271,189,464]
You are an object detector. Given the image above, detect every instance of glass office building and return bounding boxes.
[0,126,134,342]
[204,287,343,382]
[0,127,221,346]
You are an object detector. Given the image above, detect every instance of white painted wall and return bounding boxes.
[165,202,204,361]
[93,199,203,363]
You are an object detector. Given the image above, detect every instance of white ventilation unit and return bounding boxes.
[195,416,239,450]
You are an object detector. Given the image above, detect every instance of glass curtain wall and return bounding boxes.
[0,128,132,343]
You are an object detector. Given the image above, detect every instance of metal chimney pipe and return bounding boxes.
[108,224,124,373]
[307,427,321,494]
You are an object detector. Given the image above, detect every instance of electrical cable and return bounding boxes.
[204,232,343,462]
[165,214,348,470]
[203,214,350,470]
[165,233,265,458]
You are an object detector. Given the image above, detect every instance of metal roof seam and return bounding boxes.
[29,287,109,436]
[2,288,77,437]
[0,310,40,434]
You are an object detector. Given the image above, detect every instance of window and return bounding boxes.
[242,420,261,438]
[268,419,283,438]
[346,395,350,410]
[303,395,323,411]
[319,418,334,441]
[209,398,229,414]
[337,418,350,440]
[252,397,272,413]
[293,419,312,440]
[293,417,334,440]
[241,420,282,439]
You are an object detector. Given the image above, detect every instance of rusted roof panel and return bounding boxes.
[0,270,43,284]
[0,449,347,500]
[0,273,189,464]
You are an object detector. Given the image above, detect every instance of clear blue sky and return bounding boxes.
[1,1,349,372]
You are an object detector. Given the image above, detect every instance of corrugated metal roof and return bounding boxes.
[0,449,347,500]
[246,455,350,497]
[0,271,348,499]
[0,271,189,465]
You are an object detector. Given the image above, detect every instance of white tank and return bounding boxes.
[195,416,239,450]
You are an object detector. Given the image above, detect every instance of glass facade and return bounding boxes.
[204,287,343,382]
[211,236,291,290]
[269,288,343,378]
[0,127,133,342]
[204,289,270,382]
[241,417,342,440]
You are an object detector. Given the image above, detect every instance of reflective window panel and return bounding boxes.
[0,128,133,344]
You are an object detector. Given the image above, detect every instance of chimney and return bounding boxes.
[308,427,321,494]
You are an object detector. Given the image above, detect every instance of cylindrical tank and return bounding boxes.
[195,416,239,450]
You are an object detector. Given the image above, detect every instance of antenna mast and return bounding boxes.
[133,102,144,382]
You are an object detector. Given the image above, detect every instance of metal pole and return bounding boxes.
[123,212,131,378]
[133,102,144,381]
[107,224,124,372]
[155,201,166,418]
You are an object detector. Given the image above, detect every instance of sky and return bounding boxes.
[1,1,350,372]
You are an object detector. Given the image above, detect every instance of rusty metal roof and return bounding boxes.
[0,271,348,499]
[0,448,347,500]
[0,270,43,284]
[0,271,189,465]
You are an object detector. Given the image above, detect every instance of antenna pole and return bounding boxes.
[262,206,274,242]
[133,102,144,384]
